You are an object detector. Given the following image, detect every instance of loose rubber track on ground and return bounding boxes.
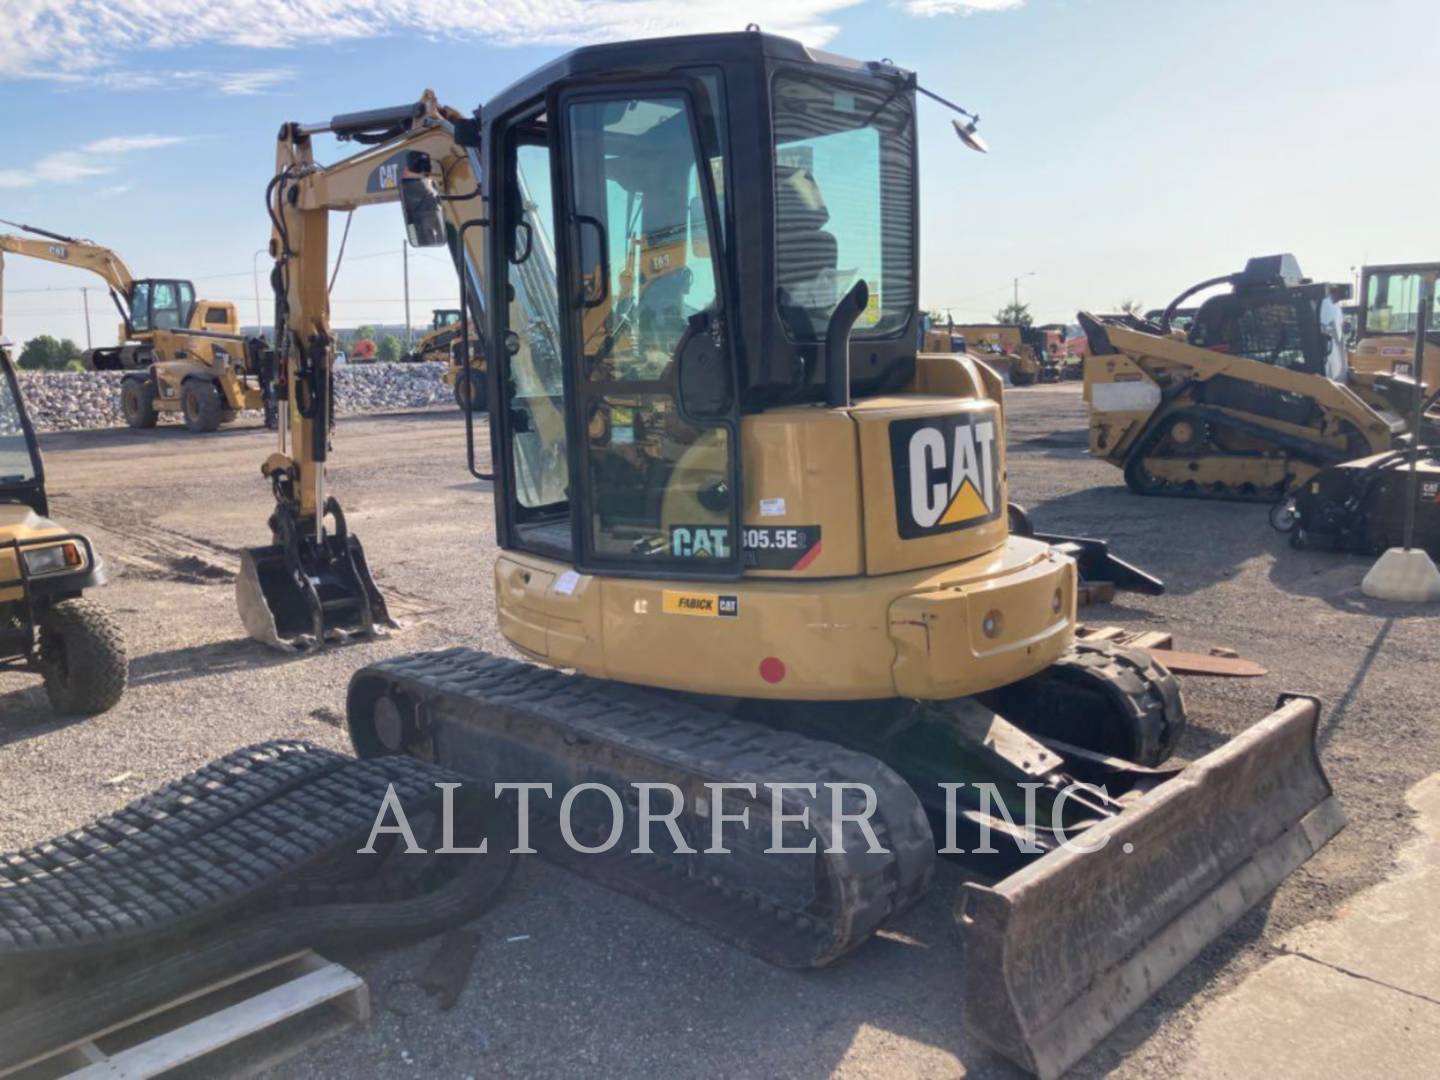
[349,648,936,968]
[0,739,507,979]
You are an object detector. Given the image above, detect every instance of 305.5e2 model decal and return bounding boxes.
[889,412,1001,539]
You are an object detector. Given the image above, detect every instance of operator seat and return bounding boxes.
[774,164,839,335]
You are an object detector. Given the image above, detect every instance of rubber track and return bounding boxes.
[349,648,935,968]
[0,740,506,980]
[1123,406,1345,503]
[984,639,1186,767]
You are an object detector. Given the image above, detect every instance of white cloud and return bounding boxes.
[0,2,859,83]
[903,0,1024,15]
[0,134,190,189]
[82,134,188,154]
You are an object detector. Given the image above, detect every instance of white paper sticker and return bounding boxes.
[554,570,581,596]
[759,498,787,518]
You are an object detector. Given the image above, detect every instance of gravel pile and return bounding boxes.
[16,362,453,433]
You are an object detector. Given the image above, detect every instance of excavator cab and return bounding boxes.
[126,278,197,333]
[481,35,918,575]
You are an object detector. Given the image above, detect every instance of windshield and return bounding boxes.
[771,71,915,341]
[1365,270,1440,337]
[0,361,39,487]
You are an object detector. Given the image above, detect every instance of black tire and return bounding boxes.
[181,379,223,433]
[37,598,128,717]
[1009,369,1037,387]
[120,377,159,429]
[454,369,487,412]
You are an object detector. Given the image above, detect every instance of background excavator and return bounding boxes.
[402,306,488,410]
[237,39,1341,1079]
[1082,255,1436,501]
[1350,261,1440,391]
[0,221,272,432]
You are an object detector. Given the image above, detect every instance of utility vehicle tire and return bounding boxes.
[37,599,128,716]
[1010,369,1037,387]
[181,379,223,433]
[454,370,487,412]
[120,378,159,429]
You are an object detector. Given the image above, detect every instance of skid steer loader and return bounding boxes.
[0,340,127,715]
[0,222,273,432]
[1082,255,1433,501]
[402,308,489,411]
[238,38,1343,1077]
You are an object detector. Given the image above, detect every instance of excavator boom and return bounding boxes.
[238,91,486,649]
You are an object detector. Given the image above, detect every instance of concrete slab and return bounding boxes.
[1185,773,1440,1077]
[1282,773,1440,1003]
[1182,955,1440,1080]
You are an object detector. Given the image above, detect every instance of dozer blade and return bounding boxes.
[960,694,1344,1079]
[238,504,396,651]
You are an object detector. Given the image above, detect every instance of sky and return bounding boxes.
[1,0,1437,347]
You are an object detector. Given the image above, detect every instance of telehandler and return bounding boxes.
[0,221,272,432]
[239,37,1342,1078]
[0,340,127,715]
[403,307,488,410]
[1082,255,1435,501]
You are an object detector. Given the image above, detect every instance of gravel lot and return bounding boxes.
[2,384,1435,1078]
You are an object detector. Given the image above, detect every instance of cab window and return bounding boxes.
[0,365,38,486]
[1365,271,1440,336]
[772,72,915,341]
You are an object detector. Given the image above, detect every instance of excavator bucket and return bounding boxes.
[961,694,1344,1079]
[236,497,395,651]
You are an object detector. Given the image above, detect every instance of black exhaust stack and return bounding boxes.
[826,279,869,409]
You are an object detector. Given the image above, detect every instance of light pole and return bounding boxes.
[252,249,267,334]
[80,287,92,349]
[1012,271,1036,312]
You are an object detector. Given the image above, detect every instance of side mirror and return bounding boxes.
[400,151,445,248]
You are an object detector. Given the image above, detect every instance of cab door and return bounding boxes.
[555,83,741,579]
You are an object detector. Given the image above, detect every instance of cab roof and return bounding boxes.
[483,31,905,119]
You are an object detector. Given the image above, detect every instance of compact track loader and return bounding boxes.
[0,341,127,715]
[239,38,1342,1077]
[1083,255,1432,501]
[0,221,272,432]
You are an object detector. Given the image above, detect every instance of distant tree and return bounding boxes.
[1118,298,1145,316]
[992,302,1033,328]
[377,335,403,363]
[354,324,378,345]
[17,335,83,371]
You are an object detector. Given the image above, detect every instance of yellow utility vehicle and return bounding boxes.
[239,41,1341,1079]
[0,341,126,715]
[0,221,272,432]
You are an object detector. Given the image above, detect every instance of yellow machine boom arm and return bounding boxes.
[237,90,486,649]
[0,224,135,339]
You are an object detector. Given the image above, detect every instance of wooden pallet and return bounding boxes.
[1077,623,1266,678]
[3,952,368,1080]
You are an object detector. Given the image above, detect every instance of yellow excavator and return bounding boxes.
[238,40,1342,1079]
[0,222,273,432]
[1350,261,1440,391]
[403,307,488,411]
[1082,255,1435,500]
